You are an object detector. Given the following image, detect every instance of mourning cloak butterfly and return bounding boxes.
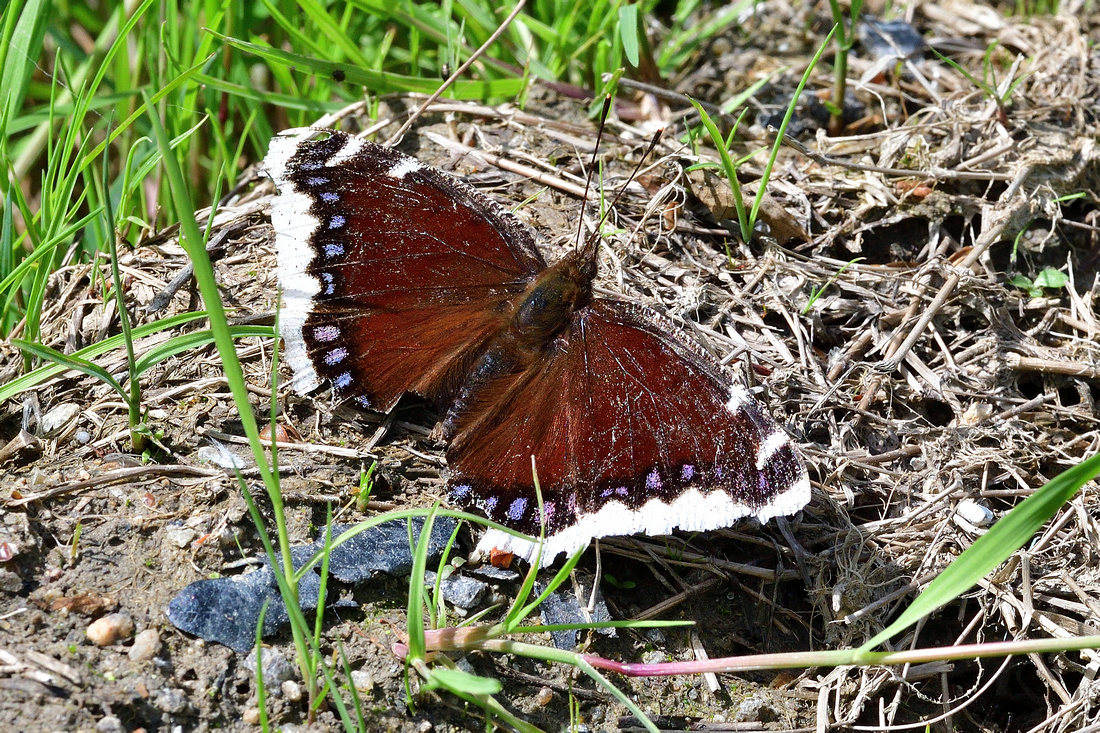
[264,128,810,565]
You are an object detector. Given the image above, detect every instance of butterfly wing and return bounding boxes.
[265,128,546,410]
[445,299,811,565]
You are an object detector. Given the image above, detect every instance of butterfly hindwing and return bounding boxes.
[446,299,810,563]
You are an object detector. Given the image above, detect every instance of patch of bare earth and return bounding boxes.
[2,3,1100,731]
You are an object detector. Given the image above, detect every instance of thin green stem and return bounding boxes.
[99,121,144,452]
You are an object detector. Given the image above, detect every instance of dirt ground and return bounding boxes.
[3,2,1100,731]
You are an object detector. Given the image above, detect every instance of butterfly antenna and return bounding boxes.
[579,127,665,264]
[572,95,614,253]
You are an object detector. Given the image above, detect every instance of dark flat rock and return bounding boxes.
[167,516,457,651]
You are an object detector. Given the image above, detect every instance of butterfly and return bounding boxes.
[264,128,810,565]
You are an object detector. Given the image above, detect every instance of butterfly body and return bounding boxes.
[265,128,810,565]
[442,251,593,441]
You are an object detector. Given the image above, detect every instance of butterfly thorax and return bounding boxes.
[509,251,594,353]
[440,251,594,443]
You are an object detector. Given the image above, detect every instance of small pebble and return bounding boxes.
[39,403,80,438]
[0,568,22,593]
[242,707,261,725]
[350,669,372,692]
[153,687,190,715]
[418,721,433,733]
[95,715,123,733]
[75,430,91,445]
[245,647,294,695]
[129,629,161,662]
[281,679,302,702]
[87,613,135,646]
[736,692,777,723]
[710,37,732,56]
[165,525,196,549]
[957,499,994,527]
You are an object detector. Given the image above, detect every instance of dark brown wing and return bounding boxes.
[445,299,810,564]
[265,128,546,410]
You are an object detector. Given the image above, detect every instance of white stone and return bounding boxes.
[956,500,994,527]
[350,669,372,692]
[165,525,196,548]
[281,679,302,701]
[128,629,160,662]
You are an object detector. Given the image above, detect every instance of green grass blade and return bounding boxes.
[1,0,50,128]
[419,664,539,733]
[144,94,274,482]
[336,640,368,731]
[238,478,355,727]
[11,339,129,404]
[429,520,464,630]
[509,619,692,634]
[576,657,659,733]
[422,667,503,696]
[406,504,442,661]
[132,325,274,376]
[860,451,1100,651]
[80,51,213,172]
[0,206,103,313]
[720,70,777,114]
[618,4,640,67]
[657,0,751,72]
[688,98,750,241]
[293,0,372,68]
[314,507,335,654]
[212,31,524,98]
[748,24,835,230]
[511,548,585,627]
[254,598,271,731]
[0,311,207,403]
[192,73,342,114]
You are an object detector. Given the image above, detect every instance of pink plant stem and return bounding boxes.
[397,625,1100,679]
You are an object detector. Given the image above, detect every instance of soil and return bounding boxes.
[3,2,1100,732]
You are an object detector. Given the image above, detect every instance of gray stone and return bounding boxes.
[424,571,488,610]
[0,568,22,593]
[165,524,196,549]
[736,692,777,723]
[154,687,192,715]
[39,403,80,438]
[537,574,615,649]
[167,517,457,650]
[245,647,295,696]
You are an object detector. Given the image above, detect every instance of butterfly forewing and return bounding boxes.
[265,129,545,409]
[447,299,810,563]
